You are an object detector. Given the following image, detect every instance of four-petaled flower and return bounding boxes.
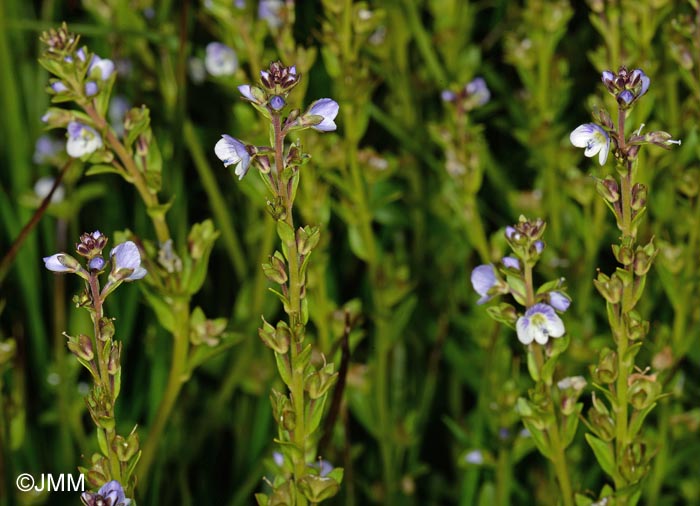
[66,121,103,158]
[570,123,610,166]
[81,480,131,506]
[214,134,251,179]
[110,241,147,281]
[470,264,497,305]
[516,303,565,345]
[205,42,238,77]
[306,98,339,132]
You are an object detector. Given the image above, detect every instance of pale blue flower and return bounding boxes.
[549,291,571,312]
[464,450,484,465]
[270,95,285,111]
[516,303,565,345]
[465,77,490,106]
[238,84,256,102]
[43,253,78,273]
[502,256,520,270]
[51,81,68,93]
[85,81,98,96]
[205,42,238,77]
[214,134,251,179]
[81,480,131,506]
[188,56,206,84]
[34,177,65,203]
[33,135,64,164]
[66,122,103,158]
[110,241,147,281]
[307,98,339,132]
[109,95,130,137]
[570,123,610,165]
[88,54,116,80]
[258,0,284,29]
[470,264,497,305]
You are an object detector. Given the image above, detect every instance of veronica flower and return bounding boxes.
[33,135,64,164]
[109,241,147,281]
[88,54,116,80]
[470,264,497,305]
[258,0,284,29]
[214,134,251,179]
[238,84,257,102]
[34,177,65,204]
[570,123,610,165]
[43,253,81,273]
[516,303,565,345]
[51,81,68,93]
[188,56,206,84]
[66,122,103,158]
[110,241,147,281]
[465,76,490,107]
[502,256,520,270]
[205,42,238,77]
[80,480,131,506]
[109,95,130,137]
[548,291,571,312]
[306,98,339,132]
[270,95,286,111]
[464,450,484,465]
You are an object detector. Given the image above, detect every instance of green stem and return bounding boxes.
[88,272,121,483]
[495,446,512,506]
[137,300,190,484]
[83,103,171,244]
[531,345,574,506]
[273,113,307,505]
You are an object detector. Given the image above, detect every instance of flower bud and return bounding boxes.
[306,362,339,400]
[612,245,634,266]
[107,343,120,375]
[628,374,660,410]
[67,333,94,361]
[298,474,341,503]
[593,271,622,304]
[595,176,620,203]
[593,348,618,384]
[631,183,647,211]
[587,404,615,441]
[297,226,321,256]
[262,254,288,285]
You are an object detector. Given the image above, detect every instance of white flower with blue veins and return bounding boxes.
[205,42,238,77]
[570,123,611,165]
[214,134,251,179]
[516,303,565,345]
[110,241,147,281]
[66,121,103,158]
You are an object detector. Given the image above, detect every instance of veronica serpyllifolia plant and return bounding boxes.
[570,66,680,506]
[44,231,143,497]
[471,216,579,506]
[214,61,342,506]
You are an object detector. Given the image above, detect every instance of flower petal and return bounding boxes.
[516,316,533,344]
[214,135,243,167]
[470,264,496,300]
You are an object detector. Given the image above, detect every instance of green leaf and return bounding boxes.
[276,220,295,245]
[274,352,293,388]
[141,288,175,332]
[306,392,328,435]
[628,402,657,440]
[97,428,109,457]
[85,163,129,179]
[522,418,551,459]
[585,433,617,479]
